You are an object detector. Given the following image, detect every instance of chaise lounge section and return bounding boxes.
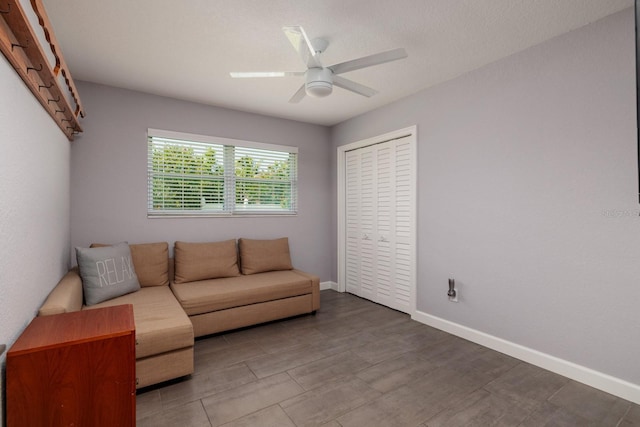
[38,238,320,389]
[39,242,194,389]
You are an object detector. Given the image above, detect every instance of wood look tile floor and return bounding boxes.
[136,290,639,426]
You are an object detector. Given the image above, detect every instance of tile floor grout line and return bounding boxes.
[199,399,214,427]
[615,403,632,427]
[242,360,261,381]
[546,378,569,402]
[276,403,298,427]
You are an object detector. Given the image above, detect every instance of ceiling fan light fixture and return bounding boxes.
[305,67,333,98]
[306,80,333,97]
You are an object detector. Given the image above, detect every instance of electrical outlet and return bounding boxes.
[448,278,458,302]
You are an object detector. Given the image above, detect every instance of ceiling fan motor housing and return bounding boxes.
[305,67,333,97]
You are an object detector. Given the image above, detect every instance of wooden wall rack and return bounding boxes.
[0,0,84,140]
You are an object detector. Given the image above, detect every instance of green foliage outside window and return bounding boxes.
[149,138,296,214]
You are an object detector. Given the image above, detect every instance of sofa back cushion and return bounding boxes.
[174,240,240,284]
[238,237,293,275]
[91,242,169,287]
[76,242,141,306]
[130,242,170,287]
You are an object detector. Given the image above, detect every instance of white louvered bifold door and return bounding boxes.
[344,136,415,314]
[345,150,361,295]
[358,147,376,301]
[375,144,393,308]
[391,138,414,313]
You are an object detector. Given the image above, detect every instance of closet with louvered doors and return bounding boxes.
[344,135,415,314]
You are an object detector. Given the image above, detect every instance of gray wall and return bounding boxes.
[0,55,71,422]
[71,82,333,281]
[331,9,639,385]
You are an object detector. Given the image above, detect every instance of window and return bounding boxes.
[147,129,297,216]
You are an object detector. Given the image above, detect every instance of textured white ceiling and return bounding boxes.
[43,0,632,126]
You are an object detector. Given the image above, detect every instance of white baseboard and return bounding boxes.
[412,310,640,405]
[320,281,338,291]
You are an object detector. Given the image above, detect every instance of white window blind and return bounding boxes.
[147,129,298,216]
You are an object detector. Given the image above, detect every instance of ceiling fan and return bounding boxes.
[230,26,408,103]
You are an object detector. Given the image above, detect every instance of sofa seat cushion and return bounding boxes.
[170,270,312,316]
[84,286,193,359]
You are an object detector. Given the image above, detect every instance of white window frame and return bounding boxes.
[147,128,298,217]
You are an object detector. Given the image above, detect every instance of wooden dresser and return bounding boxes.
[6,304,136,427]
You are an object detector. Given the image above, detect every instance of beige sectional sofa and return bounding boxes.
[39,238,320,389]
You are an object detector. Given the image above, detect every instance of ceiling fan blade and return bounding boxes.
[282,26,322,68]
[329,48,407,75]
[230,71,304,78]
[289,84,307,103]
[333,76,378,97]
